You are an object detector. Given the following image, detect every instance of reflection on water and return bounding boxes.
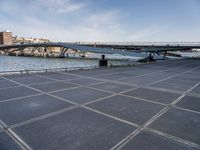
[0,56,135,72]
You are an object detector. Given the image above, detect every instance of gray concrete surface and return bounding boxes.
[0,59,200,150]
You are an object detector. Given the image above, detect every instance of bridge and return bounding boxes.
[80,42,200,51]
[0,42,147,58]
[0,42,200,58]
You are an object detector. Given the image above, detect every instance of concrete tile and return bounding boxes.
[0,124,2,129]
[123,88,180,104]
[176,95,200,112]
[0,94,73,125]
[0,86,40,102]
[167,77,198,85]
[150,81,192,92]
[121,77,157,86]
[30,81,77,92]
[121,131,198,150]
[14,76,54,85]
[40,73,78,80]
[149,108,200,144]
[95,74,125,80]
[68,78,103,86]
[13,108,136,150]
[36,72,63,76]
[0,80,19,89]
[126,69,152,74]
[178,73,200,81]
[108,67,135,72]
[191,85,200,95]
[147,72,172,80]
[87,95,164,125]
[5,74,34,79]
[90,82,134,93]
[115,72,141,78]
[0,132,22,150]
[51,87,112,104]
[68,69,110,77]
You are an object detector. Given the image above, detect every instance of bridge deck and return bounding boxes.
[0,59,200,150]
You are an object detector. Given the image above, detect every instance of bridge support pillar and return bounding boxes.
[59,54,65,58]
[59,47,67,58]
[138,53,155,62]
[163,51,167,58]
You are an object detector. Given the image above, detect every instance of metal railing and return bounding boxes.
[78,42,200,46]
[0,66,99,76]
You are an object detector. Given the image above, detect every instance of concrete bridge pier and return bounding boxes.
[59,47,68,58]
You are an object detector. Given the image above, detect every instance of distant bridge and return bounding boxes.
[0,42,200,58]
[80,42,200,52]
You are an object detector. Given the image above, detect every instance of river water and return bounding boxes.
[0,56,136,72]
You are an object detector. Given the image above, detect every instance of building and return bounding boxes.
[0,31,13,45]
[0,30,50,44]
[12,36,50,44]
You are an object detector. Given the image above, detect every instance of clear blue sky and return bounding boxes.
[0,0,200,42]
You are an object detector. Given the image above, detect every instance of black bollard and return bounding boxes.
[99,55,108,67]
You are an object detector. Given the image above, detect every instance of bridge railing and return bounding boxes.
[78,42,200,46]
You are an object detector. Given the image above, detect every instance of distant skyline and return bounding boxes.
[0,0,200,42]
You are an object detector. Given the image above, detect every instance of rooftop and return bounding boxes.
[0,59,200,150]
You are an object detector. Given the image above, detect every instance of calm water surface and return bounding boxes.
[0,56,135,72]
[0,56,98,72]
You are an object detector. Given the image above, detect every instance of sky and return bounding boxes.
[0,0,200,42]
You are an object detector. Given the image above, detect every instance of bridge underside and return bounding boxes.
[0,46,84,58]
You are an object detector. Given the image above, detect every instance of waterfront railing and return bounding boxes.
[0,66,99,76]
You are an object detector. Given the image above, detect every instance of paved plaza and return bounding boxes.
[0,59,200,150]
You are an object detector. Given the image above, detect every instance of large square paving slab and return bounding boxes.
[5,74,34,80]
[68,78,103,86]
[123,88,181,104]
[13,108,136,150]
[11,76,54,85]
[0,80,19,89]
[191,85,200,95]
[0,132,22,150]
[90,82,135,93]
[0,94,73,126]
[51,87,112,104]
[150,81,193,92]
[0,86,40,102]
[114,72,142,78]
[30,81,77,92]
[0,125,3,131]
[121,131,198,150]
[68,69,113,77]
[87,95,164,125]
[94,74,125,81]
[176,95,200,112]
[166,77,198,85]
[37,72,78,81]
[178,73,200,81]
[149,108,200,145]
[121,76,157,86]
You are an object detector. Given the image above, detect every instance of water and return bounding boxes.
[0,56,136,72]
[0,56,98,72]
